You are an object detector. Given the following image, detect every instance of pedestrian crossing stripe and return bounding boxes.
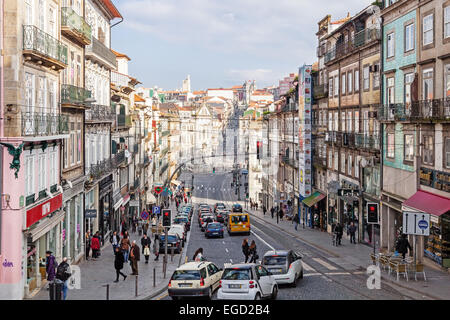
[312,258,338,270]
[324,272,351,276]
[301,262,315,272]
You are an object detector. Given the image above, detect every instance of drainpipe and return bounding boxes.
[379,15,385,250]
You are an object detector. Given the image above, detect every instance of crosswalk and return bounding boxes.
[301,257,363,278]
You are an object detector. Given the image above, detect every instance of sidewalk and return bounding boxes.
[29,202,187,300]
[245,207,450,300]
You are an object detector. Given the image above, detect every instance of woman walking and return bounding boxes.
[242,239,250,263]
[153,234,160,261]
[249,240,258,263]
[141,234,151,263]
[91,232,101,259]
[120,234,131,263]
[113,247,127,282]
[193,248,204,261]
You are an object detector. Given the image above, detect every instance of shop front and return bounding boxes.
[98,174,114,241]
[62,192,84,263]
[24,193,63,297]
[302,191,326,230]
[403,190,450,268]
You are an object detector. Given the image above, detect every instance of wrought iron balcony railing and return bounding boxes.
[22,25,68,69]
[61,84,91,105]
[61,7,91,45]
[313,84,328,100]
[85,104,116,122]
[87,158,113,181]
[378,99,450,122]
[117,114,132,128]
[85,37,117,69]
[355,133,380,151]
[161,130,170,137]
[21,111,69,137]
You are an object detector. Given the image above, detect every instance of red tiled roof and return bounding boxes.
[111,49,130,60]
[100,0,123,19]
[134,94,145,102]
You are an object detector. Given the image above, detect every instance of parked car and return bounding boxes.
[169,224,186,246]
[214,202,226,213]
[159,234,182,254]
[168,261,223,300]
[261,250,303,286]
[205,222,224,238]
[217,263,278,300]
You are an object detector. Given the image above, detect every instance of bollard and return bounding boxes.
[153,268,156,287]
[135,275,138,297]
[171,247,174,262]
[106,284,110,300]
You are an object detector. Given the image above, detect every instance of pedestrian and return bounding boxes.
[141,234,151,264]
[242,238,250,263]
[349,222,357,244]
[113,247,127,282]
[110,231,120,254]
[129,240,140,275]
[45,251,57,284]
[396,234,412,259]
[293,213,300,231]
[249,240,258,263]
[270,207,274,219]
[263,205,267,216]
[132,218,137,233]
[85,231,91,260]
[55,257,71,300]
[138,219,143,236]
[279,207,284,221]
[143,221,149,236]
[120,234,131,263]
[153,234,160,261]
[256,202,258,210]
[336,223,343,245]
[91,232,101,259]
[193,248,204,261]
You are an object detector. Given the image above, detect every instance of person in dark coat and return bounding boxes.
[141,234,151,263]
[396,234,412,259]
[114,247,127,282]
[130,240,140,275]
[242,238,250,263]
[249,240,258,263]
[153,234,160,261]
[85,231,91,260]
[45,251,57,282]
[336,223,344,245]
[91,232,101,259]
[270,207,274,219]
[349,222,357,244]
[263,205,267,216]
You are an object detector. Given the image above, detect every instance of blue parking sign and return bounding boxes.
[153,206,160,214]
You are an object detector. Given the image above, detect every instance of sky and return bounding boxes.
[111,0,366,91]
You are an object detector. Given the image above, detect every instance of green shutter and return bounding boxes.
[112,140,117,154]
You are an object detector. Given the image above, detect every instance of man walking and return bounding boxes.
[90,232,101,259]
[270,206,274,219]
[263,205,266,216]
[293,213,300,231]
[45,251,57,285]
[141,234,151,264]
[130,240,140,275]
[396,234,412,259]
[336,223,343,246]
[55,257,71,300]
[110,231,120,254]
[349,222,357,244]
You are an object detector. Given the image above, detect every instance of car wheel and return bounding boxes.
[271,286,278,300]
[300,270,304,279]
[207,287,213,300]
[254,293,261,300]
[291,274,298,287]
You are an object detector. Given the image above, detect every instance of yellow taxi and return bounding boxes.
[227,212,251,235]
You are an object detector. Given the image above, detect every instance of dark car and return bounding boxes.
[159,234,182,253]
[205,223,224,238]
[231,204,243,213]
[214,203,226,213]
[215,210,227,223]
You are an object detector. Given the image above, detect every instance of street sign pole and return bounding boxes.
[164,226,168,278]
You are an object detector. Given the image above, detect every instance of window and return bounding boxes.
[342,73,346,95]
[446,64,450,98]
[334,151,338,170]
[328,112,333,131]
[25,73,34,114]
[423,68,434,100]
[387,77,395,104]
[387,32,395,58]
[341,112,346,132]
[334,112,338,132]
[341,153,346,173]
[38,0,45,31]
[422,135,434,165]
[405,23,415,52]
[38,153,46,192]
[64,138,68,169]
[363,66,370,91]
[348,155,352,176]
[404,134,414,162]
[373,64,380,89]
[423,14,434,46]
[355,111,359,133]
[445,6,450,39]
[404,73,414,114]
[387,133,395,158]
[328,150,333,168]
[354,70,360,92]
[347,111,352,133]
[25,0,33,25]
[348,71,353,94]
[77,123,81,164]
[445,137,450,168]
[25,155,35,197]
[334,76,339,97]
[355,156,360,178]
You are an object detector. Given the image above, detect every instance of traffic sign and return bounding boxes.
[154,186,163,194]
[242,169,248,175]
[140,210,149,220]
[403,211,430,236]
[162,209,171,227]
[153,206,161,214]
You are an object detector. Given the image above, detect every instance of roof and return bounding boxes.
[111,49,130,61]
[100,0,123,19]
[193,90,206,95]
[263,250,290,257]
[330,13,351,25]
[134,94,145,102]
[177,261,211,270]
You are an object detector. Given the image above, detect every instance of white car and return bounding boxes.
[169,224,186,246]
[200,215,215,231]
[217,263,278,300]
[168,261,223,300]
[261,250,303,286]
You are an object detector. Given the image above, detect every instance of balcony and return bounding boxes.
[85,104,116,122]
[61,84,91,105]
[22,25,68,70]
[87,158,113,181]
[161,130,170,137]
[313,84,328,100]
[21,111,69,137]
[85,37,117,69]
[420,167,450,192]
[355,133,380,151]
[378,99,450,122]
[61,7,91,45]
[313,154,327,168]
[342,132,355,148]
[282,156,298,168]
[117,114,132,128]
[113,151,126,167]
[324,27,381,64]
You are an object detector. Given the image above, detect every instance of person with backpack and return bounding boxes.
[55,257,71,300]
[91,232,101,259]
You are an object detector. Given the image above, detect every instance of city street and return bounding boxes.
[155,172,423,300]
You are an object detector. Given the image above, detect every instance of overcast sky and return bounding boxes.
[111,0,365,91]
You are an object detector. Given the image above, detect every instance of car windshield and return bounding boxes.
[231,215,248,223]
[207,223,221,229]
[160,235,177,242]
[263,256,287,265]
[222,268,251,280]
[171,270,201,280]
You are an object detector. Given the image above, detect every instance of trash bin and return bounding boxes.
[49,280,64,300]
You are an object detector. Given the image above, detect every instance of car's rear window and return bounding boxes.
[207,223,221,229]
[222,268,252,280]
[160,235,177,242]
[204,217,213,222]
[263,256,287,265]
[171,270,201,280]
[231,215,248,223]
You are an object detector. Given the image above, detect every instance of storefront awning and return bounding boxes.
[403,190,450,217]
[146,192,157,204]
[302,191,326,208]
[27,209,65,242]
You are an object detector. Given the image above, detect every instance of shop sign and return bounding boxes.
[85,209,97,219]
[402,211,430,236]
[26,193,63,228]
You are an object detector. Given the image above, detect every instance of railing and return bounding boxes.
[86,37,117,68]
[22,25,68,65]
[87,158,113,181]
[61,7,91,43]
[282,101,297,112]
[113,150,126,166]
[85,104,116,122]
[313,155,327,167]
[61,84,91,105]
[378,99,450,122]
[111,71,131,87]
[342,132,355,148]
[161,130,170,137]
[317,45,327,57]
[313,84,328,100]
[324,27,381,64]
[355,133,380,151]
[21,111,69,136]
[117,114,132,127]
